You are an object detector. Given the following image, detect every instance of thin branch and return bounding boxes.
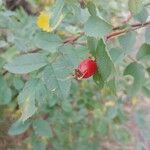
[2,70,8,76]
[63,32,84,44]
[106,30,127,40]
[127,55,137,62]
[106,20,150,40]
[26,48,41,53]
[112,21,150,31]
[63,20,150,43]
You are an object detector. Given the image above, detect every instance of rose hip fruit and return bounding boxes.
[76,59,97,79]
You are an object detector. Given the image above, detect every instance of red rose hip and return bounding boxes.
[76,59,97,79]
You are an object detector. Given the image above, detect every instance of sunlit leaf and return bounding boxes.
[18,79,47,121]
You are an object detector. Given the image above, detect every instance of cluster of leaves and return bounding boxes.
[0,0,150,149]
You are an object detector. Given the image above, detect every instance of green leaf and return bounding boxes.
[134,111,146,129]
[0,57,5,70]
[84,16,112,38]
[0,76,12,105]
[136,43,150,61]
[117,109,127,123]
[147,67,150,76]
[80,128,91,138]
[47,93,58,107]
[96,119,108,136]
[51,0,64,27]
[33,119,53,138]
[134,8,148,23]
[93,73,104,89]
[142,86,150,97]
[8,120,30,135]
[13,77,24,91]
[124,62,145,96]
[87,1,97,16]
[0,46,17,61]
[0,11,15,28]
[145,28,150,44]
[119,32,136,53]
[128,0,143,15]
[109,47,125,64]
[113,126,131,144]
[35,32,63,52]
[87,37,97,57]
[4,53,48,74]
[142,80,150,97]
[31,139,46,150]
[105,78,116,94]
[43,58,71,100]
[19,95,37,122]
[13,17,37,52]
[18,79,47,121]
[96,39,115,82]
[35,80,47,104]
[0,40,8,48]
[59,45,88,68]
[107,107,118,120]
[61,100,72,112]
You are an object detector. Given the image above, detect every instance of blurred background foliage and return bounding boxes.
[0,0,150,150]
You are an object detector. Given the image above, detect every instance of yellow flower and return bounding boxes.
[37,11,52,32]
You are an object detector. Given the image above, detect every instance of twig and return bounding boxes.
[26,48,41,53]
[106,30,127,40]
[112,21,150,31]
[63,32,84,44]
[127,55,137,62]
[2,70,8,76]
[63,21,150,43]
[64,36,80,44]
[106,20,150,40]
